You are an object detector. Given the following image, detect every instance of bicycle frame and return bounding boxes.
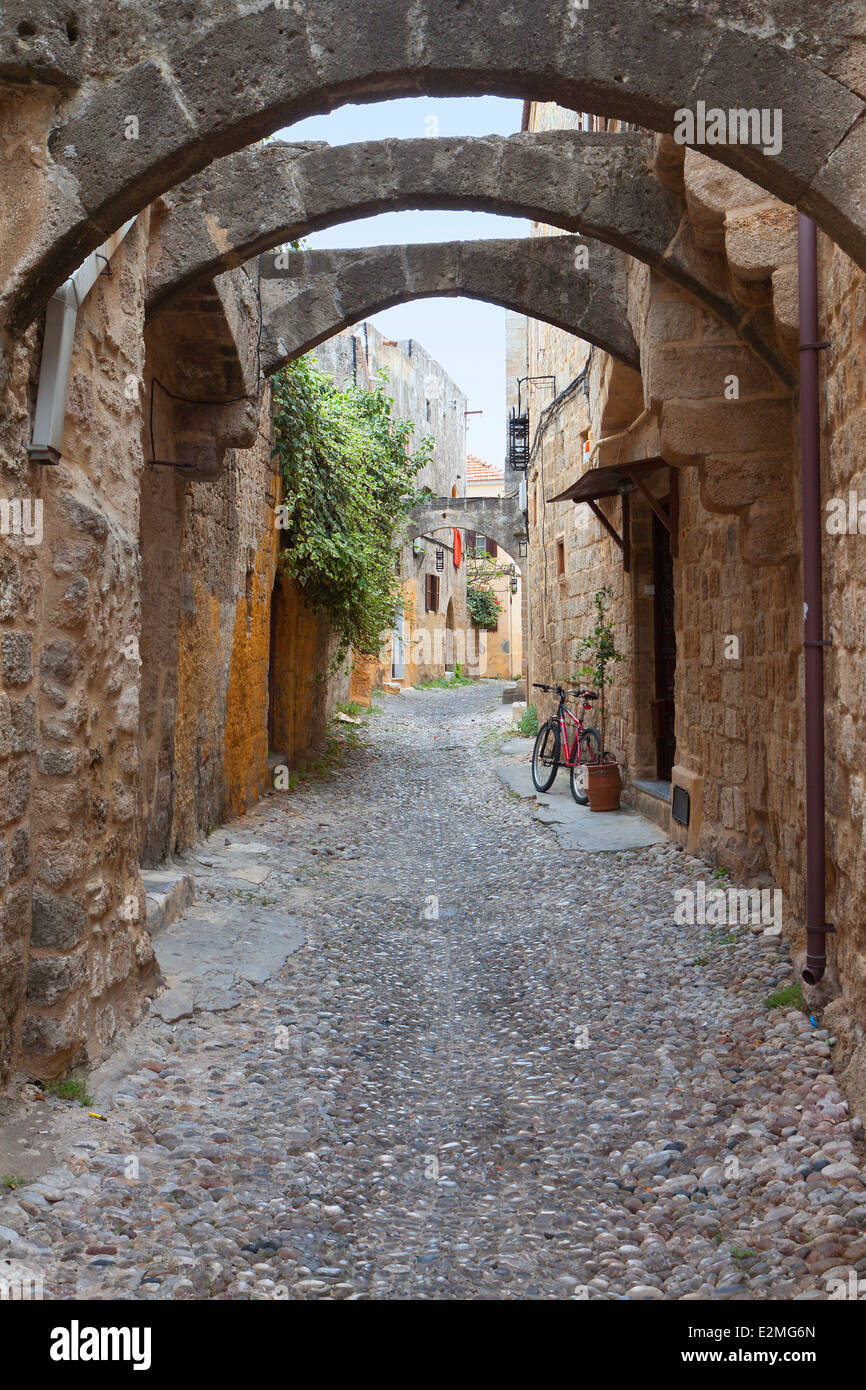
[557,699,593,768]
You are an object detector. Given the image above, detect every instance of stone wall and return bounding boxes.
[0,221,350,1087]
[520,100,866,1061]
[6,217,157,1081]
[820,238,866,1057]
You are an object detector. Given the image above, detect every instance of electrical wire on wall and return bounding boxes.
[147,257,265,466]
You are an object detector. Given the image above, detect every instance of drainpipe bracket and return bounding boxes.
[804,638,832,648]
[808,923,836,935]
[26,444,61,465]
[798,341,831,352]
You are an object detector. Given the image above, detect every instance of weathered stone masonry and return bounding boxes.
[0,224,350,1086]
[4,0,866,1100]
[521,103,866,1100]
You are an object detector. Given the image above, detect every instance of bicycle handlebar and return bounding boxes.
[532,683,598,700]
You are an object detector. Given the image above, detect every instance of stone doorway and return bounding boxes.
[445,598,456,671]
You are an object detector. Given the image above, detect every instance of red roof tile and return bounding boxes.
[466,454,504,483]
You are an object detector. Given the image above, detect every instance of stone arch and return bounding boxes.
[258,237,640,376]
[407,499,527,575]
[144,133,790,382]
[5,0,865,336]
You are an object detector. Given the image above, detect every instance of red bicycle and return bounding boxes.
[531,683,602,805]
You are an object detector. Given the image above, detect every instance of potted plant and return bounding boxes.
[573,586,625,811]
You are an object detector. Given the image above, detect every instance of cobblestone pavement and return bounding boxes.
[2,683,865,1301]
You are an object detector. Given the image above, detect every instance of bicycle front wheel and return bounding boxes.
[570,727,601,804]
[531,720,560,792]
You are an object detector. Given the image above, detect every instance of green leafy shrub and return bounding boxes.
[518,703,539,738]
[272,356,433,661]
[467,584,502,630]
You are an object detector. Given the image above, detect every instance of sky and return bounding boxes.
[276,96,530,470]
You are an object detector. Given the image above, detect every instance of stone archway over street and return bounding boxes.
[4,0,866,338]
[408,496,527,573]
[258,237,640,375]
[144,133,791,382]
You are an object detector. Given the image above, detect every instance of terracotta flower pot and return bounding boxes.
[586,761,622,812]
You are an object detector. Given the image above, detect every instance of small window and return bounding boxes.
[556,539,566,578]
[533,487,538,527]
[425,573,440,613]
[426,399,432,421]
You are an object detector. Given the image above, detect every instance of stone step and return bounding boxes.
[141,866,196,937]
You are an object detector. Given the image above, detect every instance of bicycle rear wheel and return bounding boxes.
[531,720,560,792]
[570,726,601,804]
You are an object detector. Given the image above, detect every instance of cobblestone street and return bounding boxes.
[2,684,864,1301]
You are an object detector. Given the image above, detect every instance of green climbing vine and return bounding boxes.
[271,355,434,660]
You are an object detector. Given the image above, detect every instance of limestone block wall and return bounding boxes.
[522,102,866,1042]
[820,240,866,1036]
[0,327,39,1088]
[0,219,353,1087]
[8,218,157,1080]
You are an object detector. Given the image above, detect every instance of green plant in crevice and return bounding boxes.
[44,1072,93,1107]
[765,980,805,1011]
[272,356,433,664]
[518,703,539,738]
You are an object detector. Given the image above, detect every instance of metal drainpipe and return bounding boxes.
[28,218,136,465]
[798,213,833,985]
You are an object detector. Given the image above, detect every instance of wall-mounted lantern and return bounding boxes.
[435,548,445,572]
[518,540,528,558]
[509,564,518,595]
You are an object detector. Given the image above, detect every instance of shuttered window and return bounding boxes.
[425,573,440,612]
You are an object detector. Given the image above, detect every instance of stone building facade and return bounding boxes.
[518,100,866,1098]
[465,455,524,682]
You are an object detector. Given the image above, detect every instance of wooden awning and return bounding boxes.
[548,455,668,504]
[548,455,678,569]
